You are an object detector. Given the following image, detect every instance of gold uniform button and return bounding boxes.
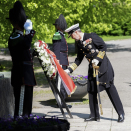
[85,55,86,57]
[80,49,82,50]
[87,49,89,51]
[83,51,84,53]
[89,53,91,54]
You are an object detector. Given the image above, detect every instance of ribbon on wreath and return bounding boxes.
[37,40,76,96]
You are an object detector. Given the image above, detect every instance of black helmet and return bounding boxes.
[6,1,27,30]
[53,14,67,31]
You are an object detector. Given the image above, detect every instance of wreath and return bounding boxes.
[34,40,56,79]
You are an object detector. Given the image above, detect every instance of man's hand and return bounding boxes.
[24,19,32,35]
[64,69,70,74]
[92,59,99,66]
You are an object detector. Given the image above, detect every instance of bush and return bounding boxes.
[110,23,124,36]
[124,21,131,35]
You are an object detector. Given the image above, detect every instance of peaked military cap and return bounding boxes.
[65,23,80,38]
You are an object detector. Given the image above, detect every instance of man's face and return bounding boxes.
[71,31,81,41]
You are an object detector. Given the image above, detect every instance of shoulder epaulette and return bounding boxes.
[52,32,61,40]
[10,32,21,40]
[97,51,105,59]
[69,63,78,71]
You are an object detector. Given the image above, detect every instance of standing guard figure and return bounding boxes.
[52,14,72,108]
[7,1,36,118]
[65,23,125,122]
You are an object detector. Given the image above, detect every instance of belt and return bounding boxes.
[13,62,21,66]
[13,61,33,66]
[87,54,107,63]
[60,51,67,53]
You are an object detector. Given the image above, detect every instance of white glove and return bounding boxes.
[92,59,99,66]
[24,19,32,34]
[64,69,70,74]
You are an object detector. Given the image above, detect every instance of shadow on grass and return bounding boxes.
[39,98,89,108]
[66,98,89,104]
[33,56,50,86]
[39,99,56,107]
[33,57,42,70]
[0,60,12,72]
[34,72,49,86]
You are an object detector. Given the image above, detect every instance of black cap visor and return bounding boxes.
[67,27,80,38]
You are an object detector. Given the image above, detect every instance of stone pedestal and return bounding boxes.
[0,74,14,118]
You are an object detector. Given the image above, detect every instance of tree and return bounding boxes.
[0,0,131,48]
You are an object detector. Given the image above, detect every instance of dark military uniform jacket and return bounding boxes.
[52,31,69,66]
[8,29,36,87]
[68,33,114,92]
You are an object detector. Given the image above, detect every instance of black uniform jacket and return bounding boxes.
[8,29,36,87]
[52,31,69,66]
[69,33,114,92]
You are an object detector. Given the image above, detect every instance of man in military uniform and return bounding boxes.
[65,23,125,122]
[7,1,36,118]
[52,14,72,108]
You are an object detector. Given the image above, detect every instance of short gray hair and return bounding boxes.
[76,28,82,32]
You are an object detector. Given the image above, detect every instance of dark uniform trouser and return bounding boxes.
[56,65,67,105]
[13,85,33,117]
[89,84,124,117]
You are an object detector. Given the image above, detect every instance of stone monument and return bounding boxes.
[0,72,14,118]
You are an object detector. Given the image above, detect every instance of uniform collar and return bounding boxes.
[80,33,84,41]
[58,30,65,36]
[15,29,24,35]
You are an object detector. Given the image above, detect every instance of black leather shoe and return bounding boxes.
[118,114,125,122]
[85,116,100,122]
[96,116,100,122]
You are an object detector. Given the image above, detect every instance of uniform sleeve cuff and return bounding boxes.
[68,67,73,73]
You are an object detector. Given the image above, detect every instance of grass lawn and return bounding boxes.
[45,35,131,44]
[45,37,75,44]
[101,35,131,41]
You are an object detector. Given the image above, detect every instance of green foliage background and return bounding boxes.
[0,0,131,48]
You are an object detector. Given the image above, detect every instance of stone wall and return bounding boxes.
[0,76,14,118]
